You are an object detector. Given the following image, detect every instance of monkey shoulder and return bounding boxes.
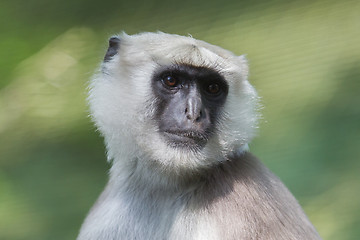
[186,152,321,239]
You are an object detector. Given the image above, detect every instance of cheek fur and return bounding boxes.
[89,33,259,172]
[90,76,258,171]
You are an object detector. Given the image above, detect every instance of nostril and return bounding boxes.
[195,110,202,121]
[185,108,192,120]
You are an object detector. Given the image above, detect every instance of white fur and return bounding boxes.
[88,32,259,175]
[78,32,320,240]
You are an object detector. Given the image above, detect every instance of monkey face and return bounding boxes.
[152,64,228,150]
[89,32,260,170]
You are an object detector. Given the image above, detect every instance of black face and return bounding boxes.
[152,64,229,149]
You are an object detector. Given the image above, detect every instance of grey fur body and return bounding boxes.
[77,32,321,240]
[78,152,320,240]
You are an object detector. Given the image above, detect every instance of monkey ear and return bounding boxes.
[104,36,121,62]
[237,54,249,79]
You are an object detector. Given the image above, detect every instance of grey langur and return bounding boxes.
[77,32,321,240]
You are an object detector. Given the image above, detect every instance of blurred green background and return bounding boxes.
[1,0,359,239]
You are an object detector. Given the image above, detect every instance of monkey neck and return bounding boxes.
[107,144,250,194]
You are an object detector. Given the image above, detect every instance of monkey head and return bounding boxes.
[88,32,260,175]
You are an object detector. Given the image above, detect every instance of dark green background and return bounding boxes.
[1,0,359,239]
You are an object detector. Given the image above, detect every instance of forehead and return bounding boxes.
[117,33,246,87]
[122,33,238,69]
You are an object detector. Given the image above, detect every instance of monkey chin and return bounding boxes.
[142,131,232,176]
[162,130,208,150]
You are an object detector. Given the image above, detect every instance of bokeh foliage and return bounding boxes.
[1,0,359,239]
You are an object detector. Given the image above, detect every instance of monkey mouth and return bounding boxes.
[163,130,208,147]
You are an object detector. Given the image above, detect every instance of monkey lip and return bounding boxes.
[163,130,207,144]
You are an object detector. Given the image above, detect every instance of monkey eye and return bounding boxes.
[205,83,221,95]
[162,75,178,88]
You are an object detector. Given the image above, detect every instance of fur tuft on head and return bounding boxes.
[88,32,260,178]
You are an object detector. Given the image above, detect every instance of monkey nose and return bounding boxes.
[185,96,203,122]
